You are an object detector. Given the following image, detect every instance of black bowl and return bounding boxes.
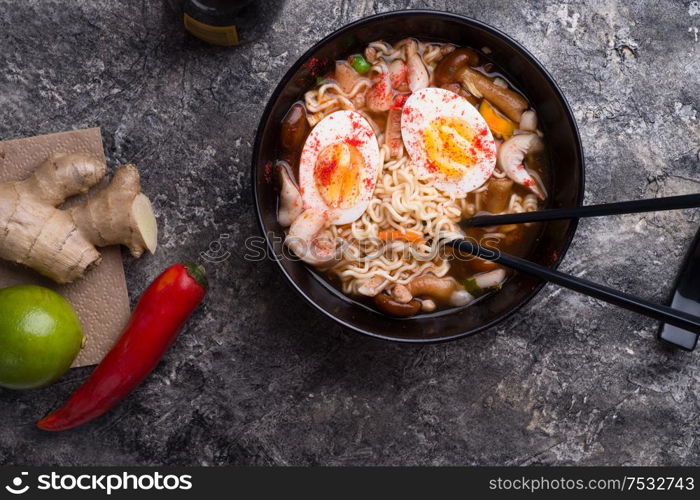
[252,10,584,342]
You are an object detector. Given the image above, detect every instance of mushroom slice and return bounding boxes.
[388,59,408,91]
[335,61,361,94]
[358,276,386,297]
[366,71,393,112]
[519,110,538,132]
[421,298,437,312]
[391,283,413,303]
[459,67,528,122]
[385,108,403,159]
[406,276,458,301]
[277,166,303,227]
[485,178,514,214]
[374,293,421,317]
[406,41,429,92]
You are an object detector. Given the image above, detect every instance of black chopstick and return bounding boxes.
[449,239,700,335]
[464,193,700,227]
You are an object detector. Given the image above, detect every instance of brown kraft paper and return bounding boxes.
[0,128,131,367]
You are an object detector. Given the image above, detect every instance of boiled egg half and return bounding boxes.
[299,110,380,225]
[401,87,497,196]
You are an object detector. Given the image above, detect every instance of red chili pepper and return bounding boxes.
[37,262,207,431]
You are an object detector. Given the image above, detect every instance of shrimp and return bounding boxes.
[284,209,338,266]
[497,133,545,200]
[406,41,429,92]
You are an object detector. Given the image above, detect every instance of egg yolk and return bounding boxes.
[314,142,364,209]
[422,117,478,178]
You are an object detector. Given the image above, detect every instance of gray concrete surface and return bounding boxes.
[0,0,698,465]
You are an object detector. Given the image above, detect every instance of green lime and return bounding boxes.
[0,285,84,390]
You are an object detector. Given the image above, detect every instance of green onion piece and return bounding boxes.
[350,55,371,74]
[463,278,483,297]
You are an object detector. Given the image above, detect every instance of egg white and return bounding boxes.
[299,110,380,225]
[401,87,497,196]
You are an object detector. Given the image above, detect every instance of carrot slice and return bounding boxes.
[479,100,516,139]
[378,230,423,243]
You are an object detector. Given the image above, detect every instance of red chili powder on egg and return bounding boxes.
[349,116,365,132]
[474,132,488,150]
[315,157,337,187]
[472,129,497,162]
[402,106,414,122]
[306,136,320,153]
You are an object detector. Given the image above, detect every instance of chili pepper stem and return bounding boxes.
[182,261,208,290]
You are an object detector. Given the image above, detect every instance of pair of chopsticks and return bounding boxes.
[454,193,700,335]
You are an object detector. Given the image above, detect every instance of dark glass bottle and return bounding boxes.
[169,0,254,46]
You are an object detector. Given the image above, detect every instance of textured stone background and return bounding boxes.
[0,0,698,466]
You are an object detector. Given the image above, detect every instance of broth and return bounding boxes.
[273,38,548,318]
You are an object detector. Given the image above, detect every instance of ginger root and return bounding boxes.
[0,152,158,284]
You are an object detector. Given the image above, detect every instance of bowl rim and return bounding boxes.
[252,9,585,343]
